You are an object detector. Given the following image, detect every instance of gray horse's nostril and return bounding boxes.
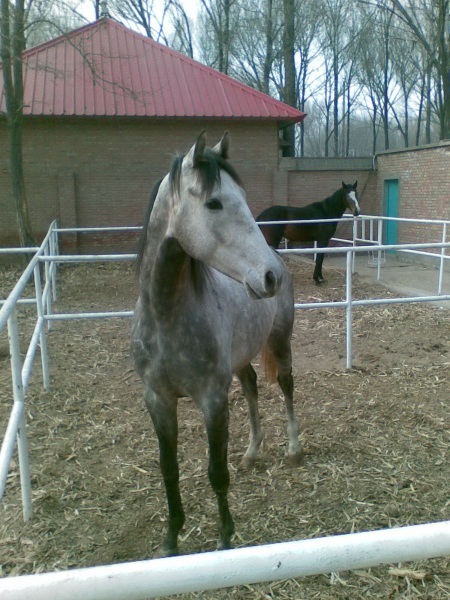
[265,270,278,294]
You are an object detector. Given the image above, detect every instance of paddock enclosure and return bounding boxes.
[0,253,449,598]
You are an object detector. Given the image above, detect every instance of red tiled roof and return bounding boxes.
[0,18,306,122]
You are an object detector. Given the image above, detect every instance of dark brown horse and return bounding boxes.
[256,182,360,284]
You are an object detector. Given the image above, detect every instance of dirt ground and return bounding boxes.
[0,257,449,599]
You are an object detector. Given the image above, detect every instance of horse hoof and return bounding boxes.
[156,544,179,558]
[217,539,233,551]
[314,278,324,285]
[240,455,257,469]
[287,450,304,467]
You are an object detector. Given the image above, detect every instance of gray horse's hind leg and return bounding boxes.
[200,390,235,550]
[277,368,304,465]
[269,338,304,466]
[237,364,264,467]
[144,389,185,557]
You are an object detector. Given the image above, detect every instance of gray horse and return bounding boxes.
[131,131,302,557]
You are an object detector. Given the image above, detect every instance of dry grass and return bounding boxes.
[0,259,449,598]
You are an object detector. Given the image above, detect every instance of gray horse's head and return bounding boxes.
[164,131,284,299]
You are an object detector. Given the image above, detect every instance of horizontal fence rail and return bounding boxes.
[0,217,449,597]
[1,521,450,600]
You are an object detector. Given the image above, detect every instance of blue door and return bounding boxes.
[384,179,399,246]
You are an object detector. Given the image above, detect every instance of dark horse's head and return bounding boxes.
[342,181,360,216]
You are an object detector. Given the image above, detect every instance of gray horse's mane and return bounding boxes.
[137,149,243,275]
[169,149,243,198]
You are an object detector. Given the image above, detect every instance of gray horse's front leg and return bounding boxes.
[144,389,185,557]
[201,390,235,550]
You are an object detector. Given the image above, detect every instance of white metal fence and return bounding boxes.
[0,217,449,598]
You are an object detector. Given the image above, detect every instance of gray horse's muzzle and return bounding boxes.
[245,268,282,300]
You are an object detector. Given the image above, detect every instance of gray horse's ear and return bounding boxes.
[213,131,230,159]
[186,130,207,167]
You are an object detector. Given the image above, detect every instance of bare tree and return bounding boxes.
[1,0,35,247]
[294,0,320,156]
[224,0,283,93]
[198,0,240,74]
[376,0,450,140]
[25,0,86,46]
[168,0,194,58]
[319,0,362,156]
[389,32,421,147]
[355,4,396,150]
[232,0,318,157]
[108,0,173,41]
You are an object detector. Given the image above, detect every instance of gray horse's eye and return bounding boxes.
[205,198,223,211]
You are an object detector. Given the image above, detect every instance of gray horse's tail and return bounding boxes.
[261,344,277,384]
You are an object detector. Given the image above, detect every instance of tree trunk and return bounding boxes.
[415,72,425,146]
[282,0,296,156]
[1,0,35,247]
[371,101,378,155]
[333,54,339,156]
[8,116,35,247]
[383,25,390,150]
[425,67,431,144]
[222,0,231,74]
[404,97,409,147]
[262,0,273,95]
[300,66,308,157]
[437,0,450,139]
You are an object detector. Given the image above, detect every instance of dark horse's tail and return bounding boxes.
[256,205,287,249]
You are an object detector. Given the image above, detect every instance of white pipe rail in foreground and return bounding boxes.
[1,521,449,600]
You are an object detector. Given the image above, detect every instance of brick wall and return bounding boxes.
[0,118,279,252]
[376,143,450,248]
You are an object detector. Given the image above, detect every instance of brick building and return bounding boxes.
[0,17,307,252]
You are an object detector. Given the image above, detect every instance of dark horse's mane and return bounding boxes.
[136,149,243,275]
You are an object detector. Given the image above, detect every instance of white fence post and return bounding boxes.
[345,251,353,369]
[377,218,383,280]
[438,222,447,296]
[7,307,33,522]
[43,242,53,331]
[50,221,58,302]
[33,263,50,390]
